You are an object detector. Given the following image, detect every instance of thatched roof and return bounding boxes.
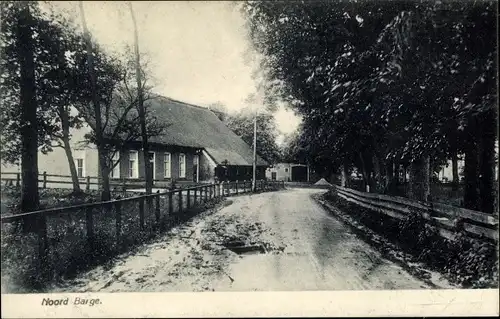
[147,96,268,166]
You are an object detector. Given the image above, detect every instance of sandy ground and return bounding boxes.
[49,188,455,292]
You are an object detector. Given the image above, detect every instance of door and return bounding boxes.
[291,166,307,182]
[271,172,277,181]
[193,155,199,182]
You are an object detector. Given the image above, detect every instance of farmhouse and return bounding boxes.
[1,96,269,186]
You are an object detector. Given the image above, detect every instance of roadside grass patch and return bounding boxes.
[320,191,498,288]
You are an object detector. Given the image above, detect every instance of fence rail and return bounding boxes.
[332,185,498,242]
[1,179,285,284]
[1,172,280,191]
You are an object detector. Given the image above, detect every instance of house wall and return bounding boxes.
[117,144,199,183]
[1,124,99,189]
[265,163,309,182]
[266,163,292,181]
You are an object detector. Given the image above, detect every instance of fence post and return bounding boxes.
[115,197,122,243]
[168,190,173,215]
[187,189,191,209]
[209,184,213,199]
[155,190,161,224]
[205,186,208,201]
[235,181,239,194]
[86,176,90,191]
[42,171,47,189]
[194,187,198,205]
[16,173,20,188]
[139,197,145,230]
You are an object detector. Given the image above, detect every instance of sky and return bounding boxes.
[45,1,301,140]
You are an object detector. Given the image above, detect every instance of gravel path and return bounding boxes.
[49,188,455,292]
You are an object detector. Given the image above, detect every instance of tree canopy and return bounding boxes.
[243,0,497,210]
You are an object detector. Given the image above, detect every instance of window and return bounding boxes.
[75,158,84,178]
[285,168,289,173]
[179,153,186,178]
[111,153,120,178]
[129,151,138,178]
[164,152,171,178]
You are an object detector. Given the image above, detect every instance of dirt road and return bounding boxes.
[50,188,454,292]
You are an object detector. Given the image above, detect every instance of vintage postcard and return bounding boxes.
[1,0,498,317]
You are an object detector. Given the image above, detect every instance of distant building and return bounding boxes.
[266,163,309,182]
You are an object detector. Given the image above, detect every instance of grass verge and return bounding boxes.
[1,195,228,293]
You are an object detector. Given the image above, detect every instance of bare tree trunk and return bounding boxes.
[79,1,110,200]
[341,159,349,187]
[451,150,459,190]
[62,132,81,193]
[100,158,111,196]
[479,111,496,214]
[372,153,382,193]
[358,152,369,190]
[463,117,480,211]
[408,156,430,201]
[60,107,81,193]
[129,2,152,195]
[17,3,39,215]
[385,160,396,194]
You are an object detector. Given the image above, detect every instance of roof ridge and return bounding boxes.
[155,95,210,111]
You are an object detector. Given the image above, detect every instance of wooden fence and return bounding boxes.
[0,171,198,190]
[0,179,285,281]
[332,185,498,242]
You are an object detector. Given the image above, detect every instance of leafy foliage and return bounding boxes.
[0,1,85,163]
[242,0,497,203]
[225,108,282,164]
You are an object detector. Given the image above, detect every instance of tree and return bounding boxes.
[1,1,87,193]
[208,101,228,121]
[128,1,152,195]
[78,0,112,200]
[16,1,40,213]
[225,108,282,164]
[243,0,497,208]
[0,1,44,213]
[74,42,166,198]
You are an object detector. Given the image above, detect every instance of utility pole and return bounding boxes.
[252,108,257,192]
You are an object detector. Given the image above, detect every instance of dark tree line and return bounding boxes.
[243,0,497,213]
